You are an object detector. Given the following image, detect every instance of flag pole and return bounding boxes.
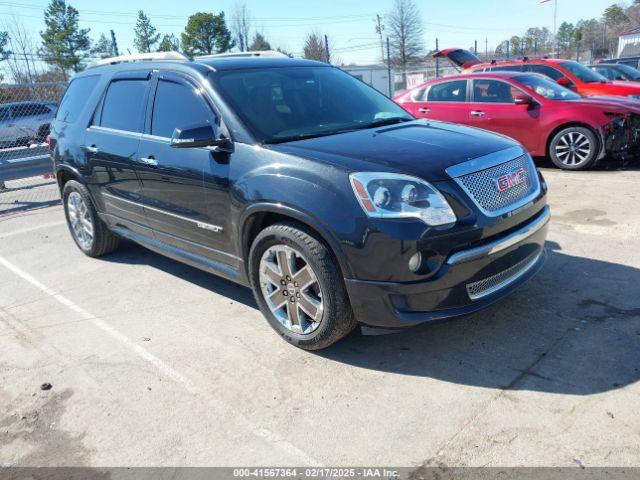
[553,0,558,57]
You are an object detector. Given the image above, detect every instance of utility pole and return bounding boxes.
[553,0,558,57]
[474,40,478,56]
[485,38,488,58]
[375,14,385,62]
[534,39,538,57]
[110,29,119,56]
[386,36,392,97]
[435,37,440,78]
[505,40,510,60]
[324,34,330,64]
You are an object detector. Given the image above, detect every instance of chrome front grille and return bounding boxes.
[466,251,541,300]
[448,149,540,217]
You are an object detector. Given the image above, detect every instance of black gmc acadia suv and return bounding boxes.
[50,54,549,350]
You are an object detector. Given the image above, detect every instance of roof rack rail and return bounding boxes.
[87,51,188,69]
[196,50,289,59]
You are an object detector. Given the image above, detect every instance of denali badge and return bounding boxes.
[495,167,526,192]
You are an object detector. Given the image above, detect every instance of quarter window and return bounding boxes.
[426,80,467,102]
[56,75,100,123]
[473,79,516,103]
[151,79,213,138]
[99,79,148,132]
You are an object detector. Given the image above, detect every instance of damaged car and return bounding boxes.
[395,71,640,170]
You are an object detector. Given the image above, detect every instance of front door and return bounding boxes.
[136,71,232,265]
[84,71,151,235]
[468,78,540,153]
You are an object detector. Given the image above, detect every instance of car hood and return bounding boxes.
[575,95,640,113]
[267,120,520,182]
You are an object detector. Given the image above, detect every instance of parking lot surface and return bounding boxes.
[0,166,639,468]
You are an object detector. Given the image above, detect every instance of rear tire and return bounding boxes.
[548,126,598,170]
[62,180,120,257]
[248,222,356,350]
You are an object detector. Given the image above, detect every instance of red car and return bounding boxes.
[394,71,640,170]
[434,48,640,100]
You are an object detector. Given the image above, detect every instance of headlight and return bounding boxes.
[349,172,456,226]
[627,94,640,100]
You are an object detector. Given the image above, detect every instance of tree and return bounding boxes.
[232,1,252,52]
[603,4,628,27]
[0,31,9,61]
[509,35,522,56]
[248,32,271,51]
[134,10,160,53]
[91,33,115,59]
[40,0,91,73]
[303,32,327,62]
[556,22,575,52]
[181,12,234,56]
[386,0,424,70]
[158,34,180,52]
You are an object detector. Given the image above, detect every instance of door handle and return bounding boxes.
[470,110,486,117]
[139,156,158,167]
[83,145,99,154]
[418,107,431,114]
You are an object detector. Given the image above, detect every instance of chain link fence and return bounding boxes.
[0,82,66,216]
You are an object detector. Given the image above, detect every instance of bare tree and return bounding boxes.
[232,1,252,52]
[303,31,328,62]
[2,16,43,83]
[386,0,424,71]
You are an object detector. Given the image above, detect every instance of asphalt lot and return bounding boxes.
[0,165,639,468]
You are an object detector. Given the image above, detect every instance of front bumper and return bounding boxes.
[345,205,550,329]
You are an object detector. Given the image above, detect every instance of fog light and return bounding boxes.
[408,252,422,273]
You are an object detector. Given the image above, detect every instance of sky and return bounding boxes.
[0,0,615,66]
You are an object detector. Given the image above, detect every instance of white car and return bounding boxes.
[0,101,57,148]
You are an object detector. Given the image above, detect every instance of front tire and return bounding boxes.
[548,126,598,170]
[248,222,356,350]
[62,180,120,257]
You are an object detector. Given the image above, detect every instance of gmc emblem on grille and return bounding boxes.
[495,167,527,192]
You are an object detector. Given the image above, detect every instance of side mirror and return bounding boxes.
[170,121,233,151]
[556,77,576,90]
[513,92,533,106]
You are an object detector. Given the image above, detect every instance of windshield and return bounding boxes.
[560,61,607,83]
[516,74,581,100]
[612,63,640,80]
[212,66,412,143]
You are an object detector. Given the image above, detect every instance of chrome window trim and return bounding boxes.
[446,205,549,265]
[102,192,224,234]
[446,146,541,218]
[88,125,142,139]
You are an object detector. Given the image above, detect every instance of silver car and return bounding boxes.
[0,101,58,148]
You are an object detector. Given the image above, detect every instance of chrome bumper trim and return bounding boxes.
[466,251,543,300]
[446,206,550,266]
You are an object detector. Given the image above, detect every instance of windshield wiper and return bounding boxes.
[264,130,347,144]
[355,117,413,130]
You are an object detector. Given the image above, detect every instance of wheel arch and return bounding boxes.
[545,122,603,159]
[55,164,84,192]
[239,203,354,281]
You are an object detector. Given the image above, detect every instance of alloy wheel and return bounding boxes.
[259,245,324,334]
[555,131,592,166]
[67,191,94,250]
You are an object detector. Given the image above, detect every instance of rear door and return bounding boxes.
[468,78,539,152]
[408,79,471,124]
[84,70,151,234]
[136,70,232,264]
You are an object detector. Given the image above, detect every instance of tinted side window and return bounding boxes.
[31,104,52,115]
[526,64,564,81]
[473,80,516,103]
[0,107,9,122]
[427,80,467,102]
[100,79,148,133]
[56,75,100,123]
[151,79,213,138]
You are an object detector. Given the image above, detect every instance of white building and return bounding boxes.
[341,65,394,97]
[617,27,640,58]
